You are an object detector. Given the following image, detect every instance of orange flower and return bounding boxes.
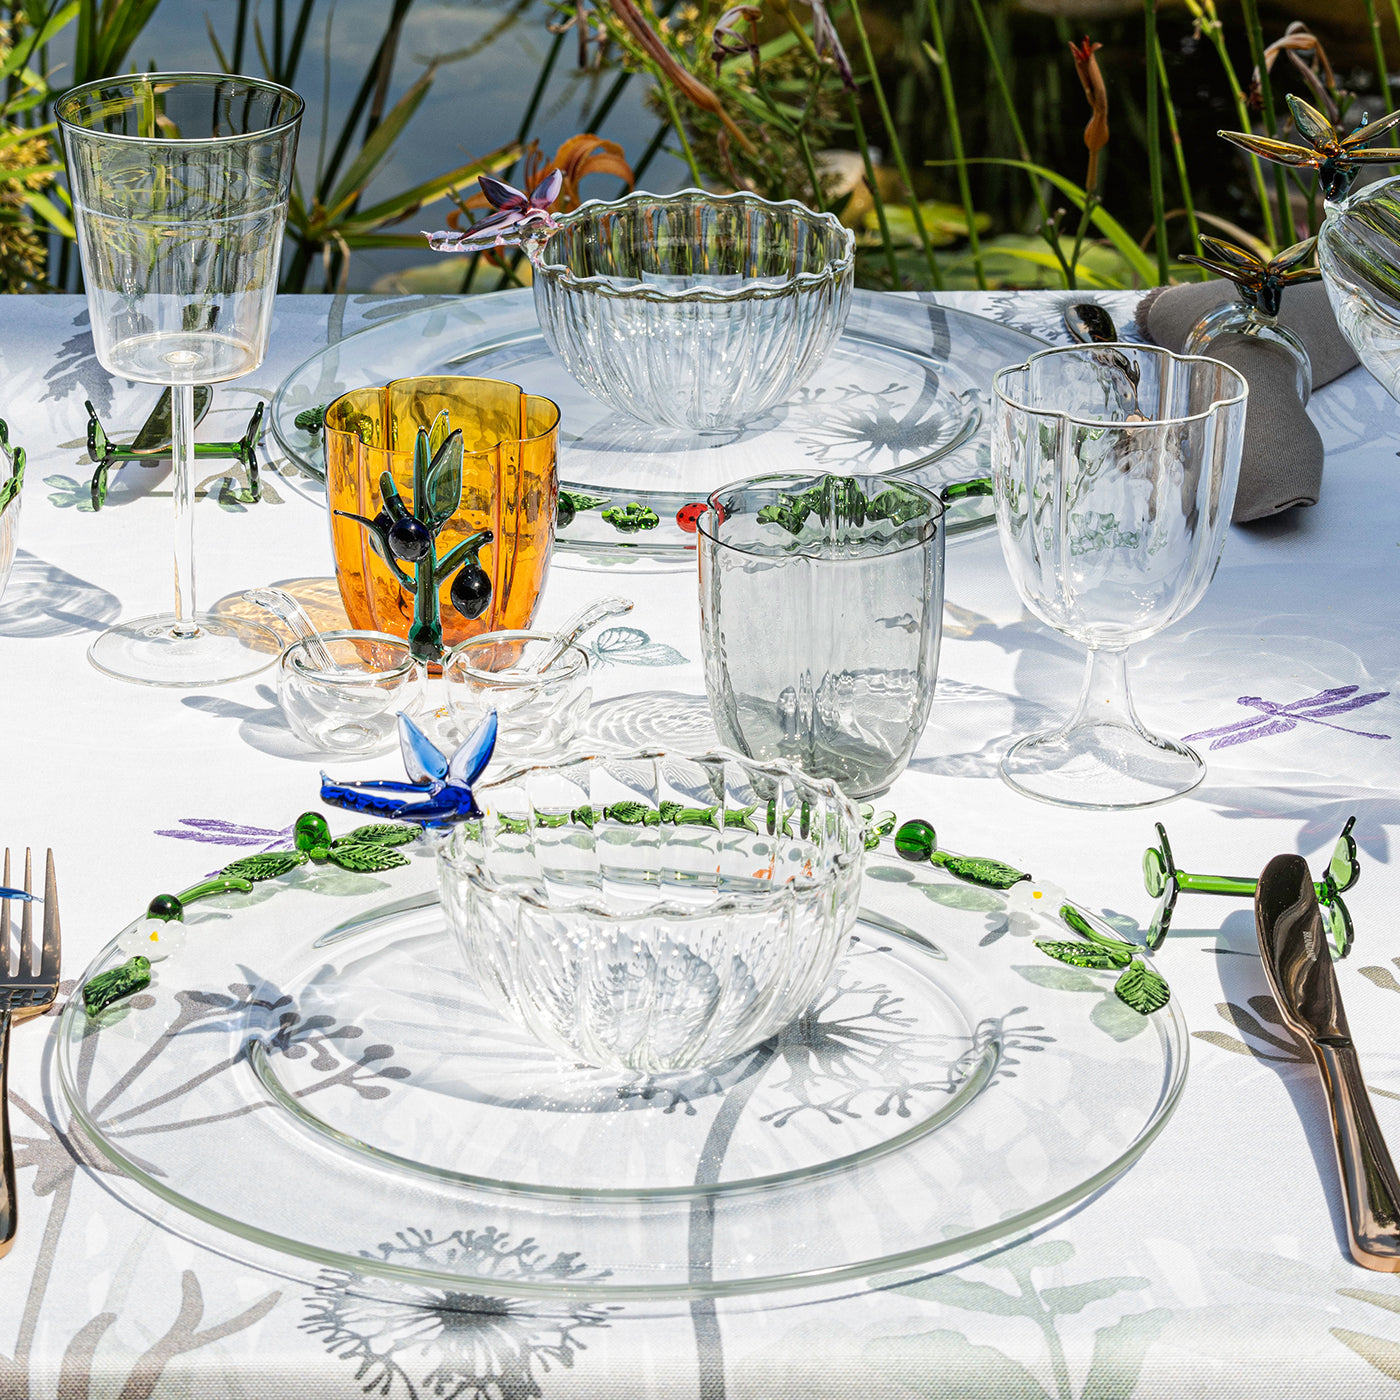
[1069,36,1109,188]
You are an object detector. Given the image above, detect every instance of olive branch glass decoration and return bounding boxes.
[334,411,494,663]
[325,378,559,659]
[81,813,418,1014]
[1141,817,1358,957]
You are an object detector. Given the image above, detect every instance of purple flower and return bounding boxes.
[425,169,564,254]
[801,0,855,91]
[712,5,762,73]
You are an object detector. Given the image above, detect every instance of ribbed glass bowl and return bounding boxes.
[437,749,865,1074]
[530,189,855,431]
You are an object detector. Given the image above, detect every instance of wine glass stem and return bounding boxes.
[171,381,198,638]
[1068,644,1141,734]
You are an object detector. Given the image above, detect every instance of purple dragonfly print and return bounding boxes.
[154,817,296,851]
[1184,686,1391,750]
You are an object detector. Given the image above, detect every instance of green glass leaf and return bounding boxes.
[725,804,759,832]
[1058,906,1134,963]
[83,956,152,1015]
[326,844,410,873]
[570,805,596,828]
[294,404,326,434]
[497,815,530,835]
[936,853,1029,891]
[1322,893,1354,960]
[220,851,306,882]
[560,490,609,512]
[427,410,452,459]
[605,800,653,825]
[1141,845,1168,898]
[601,502,660,533]
[1114,959,1171,1015]
[1035,940,1130,970]
[336,823,418,849]
[1329,816,1359,894]
[425,429,465,528]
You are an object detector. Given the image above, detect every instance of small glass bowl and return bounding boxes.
[437,750,865,1075]
[442,629,590,762]
[277,630,421,755]
[531,189,855,431]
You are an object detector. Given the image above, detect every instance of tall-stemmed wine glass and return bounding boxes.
[991,344,1248,809]
[57,73,303,686]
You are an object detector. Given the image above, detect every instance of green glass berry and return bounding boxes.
[294,811,332,856]
[894,819,937,862]
[146,892,184,922]
[556,492,576,528]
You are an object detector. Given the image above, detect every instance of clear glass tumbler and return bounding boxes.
[697,473,944,800]
[991,344,1247,809]
[57,73,303,687]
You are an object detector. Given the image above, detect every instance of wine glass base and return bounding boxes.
[88,613,281,688]
[999,721,1205,811]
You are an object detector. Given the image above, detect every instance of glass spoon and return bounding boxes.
[530,596,634,673]
[244,587,342,672]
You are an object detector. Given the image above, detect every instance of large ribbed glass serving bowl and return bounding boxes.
[531,190,855,432]
[437,749,865,1074]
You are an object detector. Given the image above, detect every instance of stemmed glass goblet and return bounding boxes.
[990,344,1248,809]
[57,73,303,686]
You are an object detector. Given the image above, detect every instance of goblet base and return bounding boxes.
[1000,720,1205,811]
[88,612,281,688]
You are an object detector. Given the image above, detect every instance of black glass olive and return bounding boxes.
[450,563,492,620]
[388,516,433,562]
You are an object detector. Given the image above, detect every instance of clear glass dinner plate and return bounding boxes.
[57,855,1185,1301]
[269,290,1047,557]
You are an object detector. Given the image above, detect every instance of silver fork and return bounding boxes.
[0,849,61,1258]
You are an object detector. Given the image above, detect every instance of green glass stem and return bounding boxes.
[175,875,255,906]
[1175,872,1257,897]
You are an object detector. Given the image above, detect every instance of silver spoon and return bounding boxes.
[530,596,634,673]
[1064,302,1146,420]
[244,587,342,671]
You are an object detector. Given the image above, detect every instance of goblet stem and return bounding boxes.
[1069,644,1139,736]
[171,381,198,639]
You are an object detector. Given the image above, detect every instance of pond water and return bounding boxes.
[130,0,688,292]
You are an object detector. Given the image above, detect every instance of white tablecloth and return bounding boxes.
[1,289,1398,1398]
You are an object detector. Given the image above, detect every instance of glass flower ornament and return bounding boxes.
[1218,93,1400,203]
[1179,234,1320,401]
[1218,93,1400,401]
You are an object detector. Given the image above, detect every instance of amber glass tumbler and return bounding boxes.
[326,376,559,653]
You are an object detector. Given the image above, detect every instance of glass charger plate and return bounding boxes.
[57,857,1184,1302]
[269,290,1046,557]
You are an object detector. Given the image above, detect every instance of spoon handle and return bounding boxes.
[244,588,340,672]
[533,596,634,673]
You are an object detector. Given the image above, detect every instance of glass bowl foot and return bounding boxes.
[999,720,1205,811]
[88,612,281,687]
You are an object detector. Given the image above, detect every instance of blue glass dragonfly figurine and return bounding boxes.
[321,711,498,828]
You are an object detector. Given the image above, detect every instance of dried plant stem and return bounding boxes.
[1239,0,1298,244]
[924,0,984,288]
[846,0,941,287]
[1144,0,1170,281]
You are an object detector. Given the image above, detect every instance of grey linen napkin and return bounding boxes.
[1136,279,1358,522]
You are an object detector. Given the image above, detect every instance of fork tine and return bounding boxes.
[41,850,59,979]
[18,848,32,978]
